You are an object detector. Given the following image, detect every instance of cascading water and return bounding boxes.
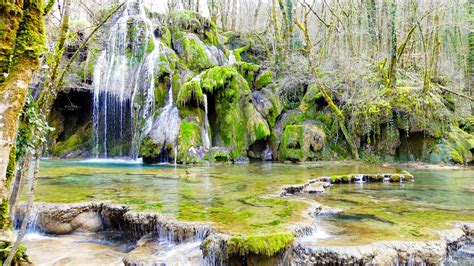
[201,94,211,149]
[92,0,163,159]
[145,72,181,162]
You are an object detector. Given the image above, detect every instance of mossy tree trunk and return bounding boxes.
[0,0,46,248]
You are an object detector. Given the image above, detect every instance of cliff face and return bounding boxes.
[47,6,473,165]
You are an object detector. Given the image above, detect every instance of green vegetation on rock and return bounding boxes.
[226,233,294,257]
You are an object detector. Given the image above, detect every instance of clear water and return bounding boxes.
[32,160,474,241]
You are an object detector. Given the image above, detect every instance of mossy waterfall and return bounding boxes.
[1,0,472,264]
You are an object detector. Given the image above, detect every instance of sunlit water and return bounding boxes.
[24,160,474,263]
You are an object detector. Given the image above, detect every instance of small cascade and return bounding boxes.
[201,94,211,149]
[263,144,273,161]
[146,71,181,163]
[227,50,237,65]
[26,209,41,234]
[92,0,164,159]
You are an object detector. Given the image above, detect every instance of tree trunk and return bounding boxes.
[0,0,46,245]
[387,0,397,89]
[3,151,39,266]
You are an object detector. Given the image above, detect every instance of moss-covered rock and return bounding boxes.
[175,33,215,72]
[226,233,294,257]
[167,10,220,46]
[201,232,294,261]
[252,87,283,128]
[430,127,474,164]
[177,65,271,160]
[279,123,326,162]
[255,70,273,90]
[51,122,92,158]
[177,117,203,164]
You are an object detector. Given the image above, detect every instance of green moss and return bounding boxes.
[12,0,46,61]
[6,145,16,185]
[160,26,172,47]
[178,65,269,159]
[226,233,294,257]
[52,124,91,157]
[255,70,272,89]
[232,46,249,62]
[139,136,162,159]
[167,10,220,46]
[233,62,260,88]
[391,174,401,182]
[280,125,305,162]
[430,127,474,164]
[177,119,203,164]
[204,148,231,162]
[179,33,214,71]
[177,78,204,106]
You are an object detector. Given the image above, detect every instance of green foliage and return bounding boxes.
[16,96,54,158]
[226,233,294,257]
[0,241,30,264]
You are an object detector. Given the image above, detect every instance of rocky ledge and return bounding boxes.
[293,223,474,265]
[281,172,414,196]
[15,202,214,243]
[15,202,473,265]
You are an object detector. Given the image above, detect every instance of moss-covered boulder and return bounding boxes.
[201,233,294,264]
[176,113,204,164]
[167,10,220,46]
[279,123,326,162]
[174,33,215,72]
[430,127,474,164]
[252,87,283,128]
[177,65,271,160]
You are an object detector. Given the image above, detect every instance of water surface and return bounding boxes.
[33,160,474,240]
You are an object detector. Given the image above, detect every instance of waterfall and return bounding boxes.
[92,0,163,158]
[201,94,211,149]
[92,52,106,157]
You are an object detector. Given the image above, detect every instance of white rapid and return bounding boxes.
[92,0,163,159]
